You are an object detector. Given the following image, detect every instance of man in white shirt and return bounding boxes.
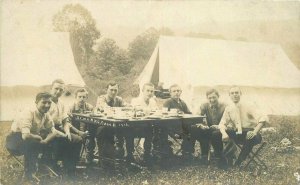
[48,79,87,176]
[128,83,158,163]
[6,92,64,181]
[215,86,268,167]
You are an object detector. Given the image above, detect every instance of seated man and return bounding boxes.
[5,92,65,181]
[69,88,94,164]
[195,89,226,164]
[95,82,126,165]
[215,86,268,167]
[129,83,158,163]
[48,79,87,176]
[163,84,192,159]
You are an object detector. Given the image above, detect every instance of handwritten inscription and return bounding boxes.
[74,115,129,127]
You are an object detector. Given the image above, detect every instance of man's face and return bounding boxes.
[50,83,65,99]
[207,92,219,106]
[76,92,88,105]
[229,87,241,103]
[143,85,154,99]
[36,97,52,114]
[170,86,182,99]
[107,85,118,98]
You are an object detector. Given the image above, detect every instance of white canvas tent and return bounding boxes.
[135,36,300,115]
[0,32,86,121]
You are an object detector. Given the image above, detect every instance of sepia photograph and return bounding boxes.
[0,0,300,184]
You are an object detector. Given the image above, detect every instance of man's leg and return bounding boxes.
[86,124,97,163]
[235,131,262,165]
[63,133,82,176]
[125,131,135,163]
[196,128,211,163]
[210,129,224,159]
[143,126,153,163]
[115,128,125,159]
[96,127,115,167]
[23,140,40,180]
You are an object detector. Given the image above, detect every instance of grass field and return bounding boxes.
[0,115,299,185]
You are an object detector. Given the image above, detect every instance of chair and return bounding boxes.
[6,149,59,183]
[225,140,267,169]
[236,141,267,169]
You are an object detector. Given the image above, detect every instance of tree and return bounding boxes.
[128,27,174,60]
[52,4,100,68]
[91,38,133,77]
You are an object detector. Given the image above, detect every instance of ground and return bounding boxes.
[0,115,299,185]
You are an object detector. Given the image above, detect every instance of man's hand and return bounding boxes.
[66,132,72,141]
[40,139,48,145]
[78,131,88,138]
[222,133,230,142]
[195,124,209,129]
[210,125,219,130]
[33,135,43,142]
[246,131,256,140]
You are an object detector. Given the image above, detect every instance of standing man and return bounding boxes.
[69,88,94,164]
[163,84,192,160]
[194,89,226,164]
[129,83,158,163]
[216,86,268,167]
[95,82,126,166]
[6,92,64,182]
[48,79,87,177]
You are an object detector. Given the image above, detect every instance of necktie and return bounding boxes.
[236,104,243,134]
[108,99,114,107]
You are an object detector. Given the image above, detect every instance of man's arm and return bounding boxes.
[96,96,108,110]
[246,105,269,139]
[219,107,231,141]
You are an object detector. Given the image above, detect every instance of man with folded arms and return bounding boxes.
[216,86,268,168]
[194,89,226,164]
[48,79,87,177]
[6,92,65,182]
[95,82,126,166]
[129,83,158,164]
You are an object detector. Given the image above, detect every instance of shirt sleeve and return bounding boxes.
[44,114,55,133]
[219,106,231,130]
[61,103,69,122]
[247,104,269,124]
[19,111,33,135]
[87,103,94,111]
[199,104,206,116]
[96,96,108,108]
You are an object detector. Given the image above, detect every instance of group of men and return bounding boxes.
[6,79,268,182]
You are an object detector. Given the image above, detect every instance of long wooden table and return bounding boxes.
[72,113,205,128]
[71,113,205,170]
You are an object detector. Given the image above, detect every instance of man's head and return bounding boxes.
[75,88,88,105]
[35,92,52,114]
[229,86,242,104]
[142,83,155,100]
[206,89,219,106]
[50,79,65,99]
[106,82,119,99]
[169,84,182,99]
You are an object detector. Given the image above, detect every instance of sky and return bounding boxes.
[1,0,299,48]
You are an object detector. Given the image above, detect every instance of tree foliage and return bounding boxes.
[128,27,174,60]
[52,4,100,67]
